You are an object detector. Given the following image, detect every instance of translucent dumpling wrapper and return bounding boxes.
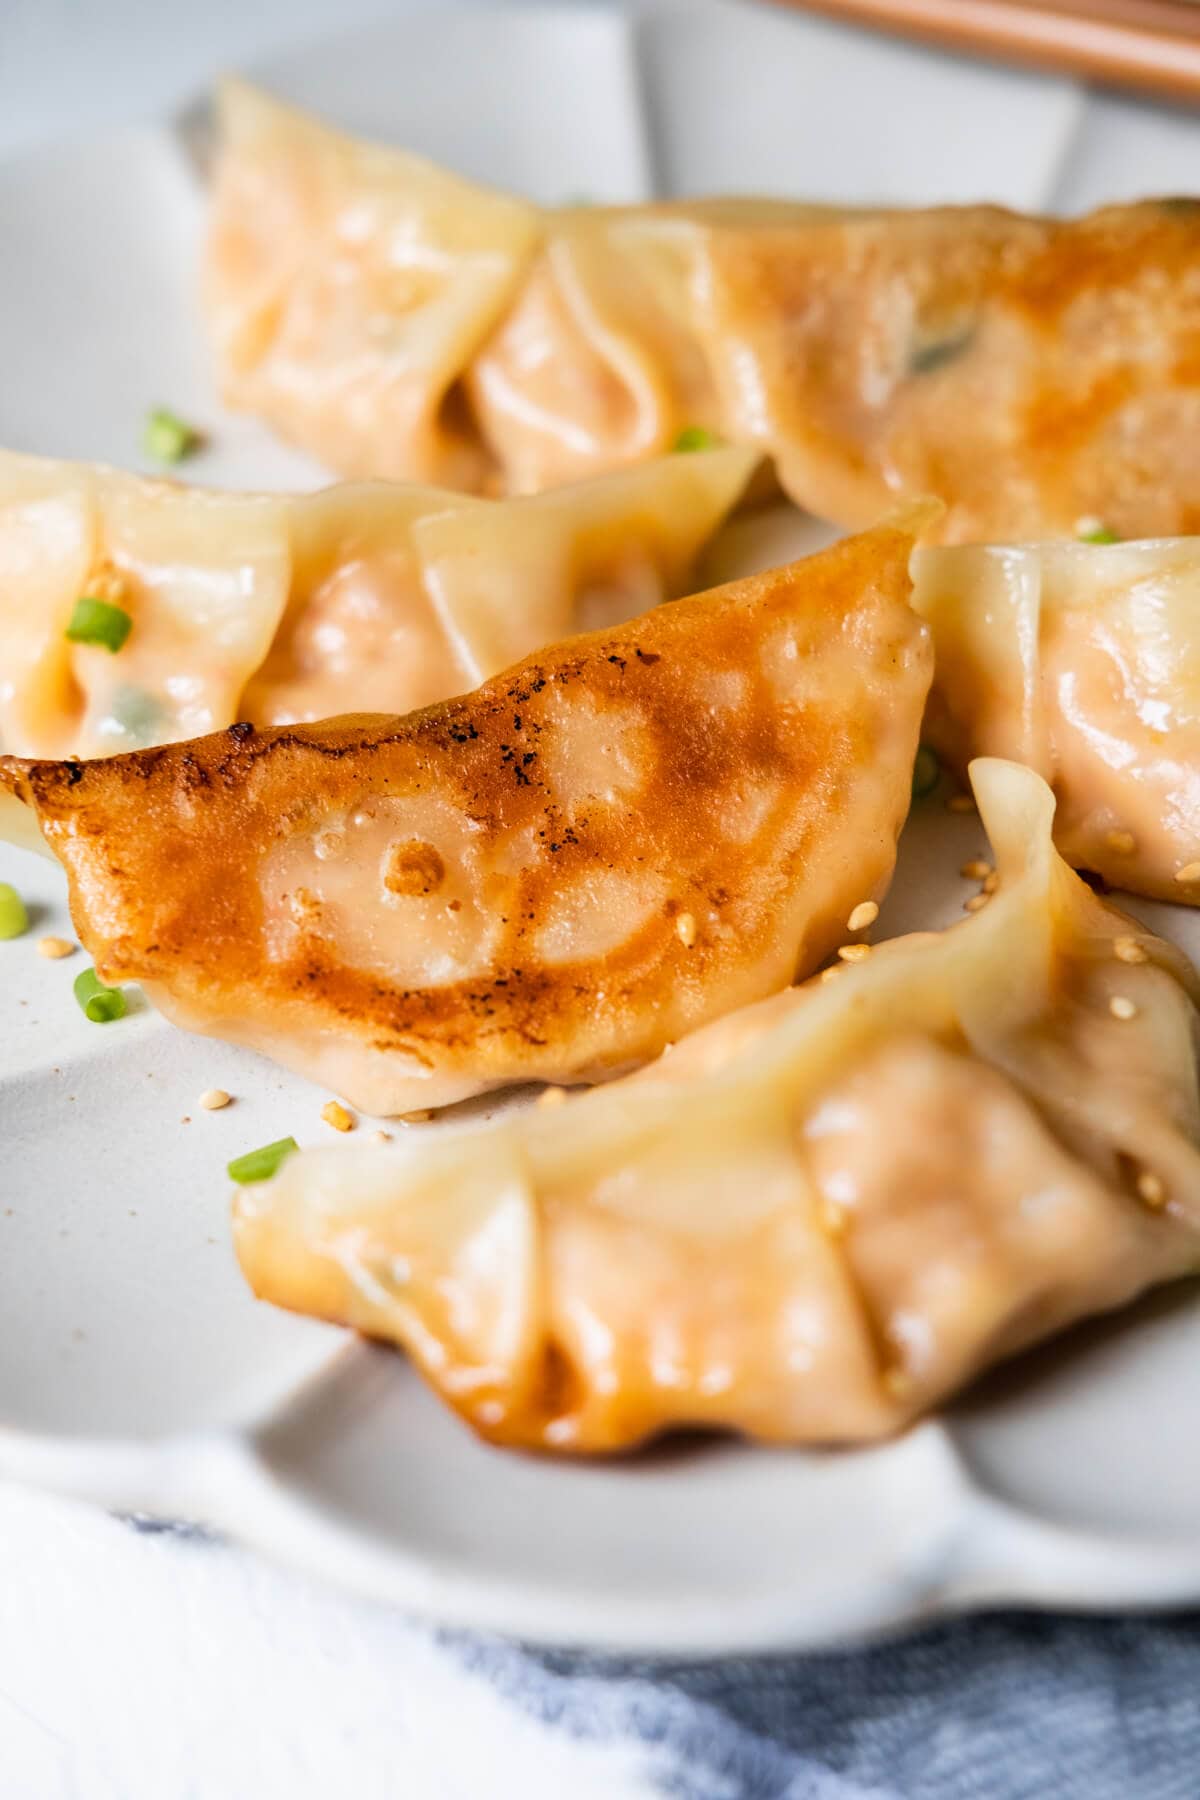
[233,761,1200,1454]
[912,536,1200,902]
[207,83,1200,541]
[205,78,540,489]
[0,444,756,761]
[0,510,934,1113]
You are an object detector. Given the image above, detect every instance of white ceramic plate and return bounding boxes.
[4,0,1200,1656]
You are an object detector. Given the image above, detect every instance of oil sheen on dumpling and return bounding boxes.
[207,86,1200,540]
[233,761,1200,1454]
[0,510,933,1112]
[0,445,754,761]
[912,536,1200,901]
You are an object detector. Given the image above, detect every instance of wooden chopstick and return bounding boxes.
[772,0,1200,104]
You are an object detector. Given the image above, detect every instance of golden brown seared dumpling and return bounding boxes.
[0,511,933,1113]
[0,445,755,761]
[233,762,1200,1455]
[207,85,1200,540]
[913,536,1200,902]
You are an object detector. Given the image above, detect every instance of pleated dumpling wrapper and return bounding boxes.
[233,761,1200,1454]
[912,534,1200,902]
[0,509,934,1113]
[205,78,540,491]
[0,445,755,762]
[207,82,1200,541]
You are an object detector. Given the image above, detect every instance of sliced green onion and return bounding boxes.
[672,425,720,454]
[143,406,201,465]
[73,966,127,1023]
[0,883,29,940]
[1076,514,1121,544]
[66,597,132,654]
[911,744,940,800]
[228,1136,299,1185]
[908,328,974,376]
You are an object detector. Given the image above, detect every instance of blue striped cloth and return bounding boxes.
[444,1609,1200,1798]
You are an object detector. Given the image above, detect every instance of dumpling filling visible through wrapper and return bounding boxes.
[0,445,756,762]
[913,534,1200,903]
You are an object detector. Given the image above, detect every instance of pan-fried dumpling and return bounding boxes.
[0,445,754,761]
[0,512,933,1112]
[912,536,1200,902]
[206,85,1200,540]
[233,761,1200,1453]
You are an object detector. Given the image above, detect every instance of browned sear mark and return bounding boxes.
[383,839,446,897]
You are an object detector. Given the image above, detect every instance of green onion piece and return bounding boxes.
[1079,524,1120,545]
[672,425,720,453]
[911,744,940,800]
[143,406,201,465]
[66,597,133,654]
[908,328,974,376]
[228,1136,299,1185]
[0,882,29,940]
[73,966,127,1023]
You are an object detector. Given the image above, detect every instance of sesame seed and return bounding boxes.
[1106,829,1136,855]
[1114,936,1149,965]
[321,1100,355,1132]
[947,794,976,814]
[837,942,872,962]
[964,893,990,912]
[882,1367,915,1401]
[537,1086,568,1108]
[960,859,992,881]
[37,936,75,959]
[85,566,126,604]
[675,911,697,948]
[847,900,879,933]
[1109,995,1138,1021]
[820,1199,847,1237]
[199,1088,231,1111]
[400,1109,432,1124]
[819,966,842,984]
[1175,861,1200,884]
[982,871,999,894]
[289,887,322,925]
[369,1129,392,1145]
[1137,1170,1166,1207]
